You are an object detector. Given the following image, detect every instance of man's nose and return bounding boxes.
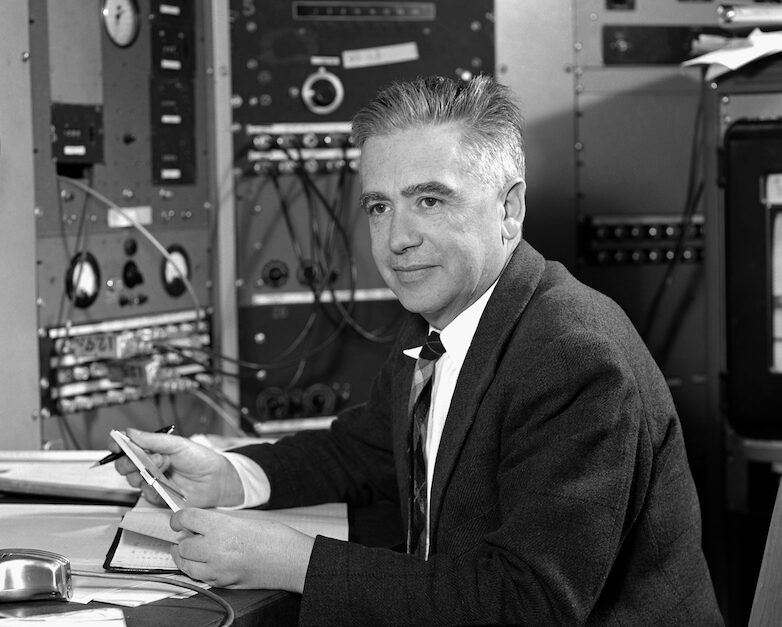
[388,207,422,253]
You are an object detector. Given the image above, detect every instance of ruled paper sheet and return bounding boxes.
[107,529,179,571]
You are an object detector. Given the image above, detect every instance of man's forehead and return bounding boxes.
[360,133,467,177]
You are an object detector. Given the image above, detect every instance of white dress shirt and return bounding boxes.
[223,282,498,516]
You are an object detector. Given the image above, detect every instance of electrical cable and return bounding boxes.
[265,170,348,369]
[71,570,234,627]
[194,377,244,413]
[324,147,352,260]
[188,387,244,437]
[287,148,356,287]
[269,172,307,267]
[55,415,82,451]
[285,350,309,390]
[157,325,346,372]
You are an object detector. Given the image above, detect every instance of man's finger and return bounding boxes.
[171,507,214,536]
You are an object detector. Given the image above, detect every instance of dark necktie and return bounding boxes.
[407,330,446,558]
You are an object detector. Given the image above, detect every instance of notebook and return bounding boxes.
[104,498,349,573]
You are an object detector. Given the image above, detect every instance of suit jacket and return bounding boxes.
[233,240,723,625]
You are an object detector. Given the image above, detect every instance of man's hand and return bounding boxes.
[170,508,316,592]
[111,429,244,508]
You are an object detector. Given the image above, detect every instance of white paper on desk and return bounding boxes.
[683,28,782,81]
[119,500,349,544]
[0,607,126,625]
[0,451,138,503]
[71,573,200,607]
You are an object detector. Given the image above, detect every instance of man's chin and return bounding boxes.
[395,294,439,320]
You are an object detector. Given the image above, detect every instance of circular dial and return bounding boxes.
[101,0,141,48]
[66,252,101,309]
[161,245,190,297]
[301,70,345,116]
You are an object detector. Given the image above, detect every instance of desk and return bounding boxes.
[2,588,300,627]
[0,495,401,626]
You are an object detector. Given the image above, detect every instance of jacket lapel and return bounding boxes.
[428,241,546,542]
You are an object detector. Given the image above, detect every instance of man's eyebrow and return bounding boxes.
[401,181,457,198]
[359,191,387,210]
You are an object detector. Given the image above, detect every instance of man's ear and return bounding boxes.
[501,179,526,241]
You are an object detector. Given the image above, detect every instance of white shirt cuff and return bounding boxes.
[220,451,271,509]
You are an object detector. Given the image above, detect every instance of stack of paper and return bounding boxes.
[683,28,782,81]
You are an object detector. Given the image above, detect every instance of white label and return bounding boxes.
[64,145,87,156]
[342,42,419,69]
[159,4,181,15]
[161,59,182,71]
[108,206,153,229]
[161,168,182,180]
[310,55,341,67]
[161,114,182,125]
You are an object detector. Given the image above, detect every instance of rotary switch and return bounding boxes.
[301,69,344,116]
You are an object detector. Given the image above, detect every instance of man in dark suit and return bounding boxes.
[115,75,723,624]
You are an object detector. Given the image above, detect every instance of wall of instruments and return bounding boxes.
[0,0,223,449]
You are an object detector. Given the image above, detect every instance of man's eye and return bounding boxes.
[365,203,389,216]
[421,197,440,209]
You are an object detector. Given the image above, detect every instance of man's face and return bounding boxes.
[359,124,522,329]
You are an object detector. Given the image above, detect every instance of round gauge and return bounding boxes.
[101,0,141,48]
[161,245,190,298]
[66,252,101,309]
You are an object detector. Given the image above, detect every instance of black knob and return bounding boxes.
[123,260,144,288]
[311,79,337,107]
[124,237,138,256]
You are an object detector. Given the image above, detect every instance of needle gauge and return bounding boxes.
[101,0,141,48]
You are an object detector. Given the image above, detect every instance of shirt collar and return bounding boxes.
[403,281,499,361]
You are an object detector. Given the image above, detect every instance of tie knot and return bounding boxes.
[419,331,446,362]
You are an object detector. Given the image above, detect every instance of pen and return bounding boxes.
[90,424,176,468]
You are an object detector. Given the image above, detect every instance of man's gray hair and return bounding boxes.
[351,74,525,189]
